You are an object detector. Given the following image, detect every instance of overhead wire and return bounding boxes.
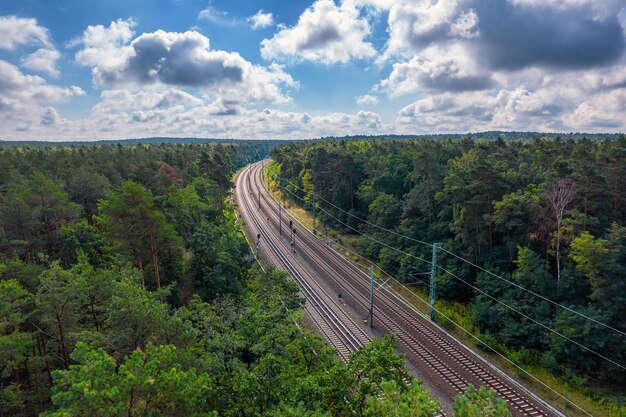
[380,280,594,417]
[437,265,626,371]
[278,182,434,269]
[273,178,593,417]
[279,175,625,338]
[438,246,626,337]
[281,176,434,248]
[280,201,426,292]
[276,176,626,370]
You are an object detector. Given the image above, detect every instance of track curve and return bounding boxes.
[235,160,566,417]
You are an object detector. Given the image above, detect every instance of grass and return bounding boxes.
[262,163,626,417]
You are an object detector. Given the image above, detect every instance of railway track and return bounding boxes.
[236,160,571,417]
[236,162,371,362]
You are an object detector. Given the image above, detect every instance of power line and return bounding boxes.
[438,246,626,338]
[380,281,592,417]
[281,176,433,248]
[276,191,590,417]
[281,203,425,292]
[277,180,626,371]
[279,175,625,338]
[437,265,626,371]
[283,184,432,269]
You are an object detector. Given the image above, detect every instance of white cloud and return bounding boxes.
[396,83,583,133]
[0,16,52,50]
[198,5,237,26]
[358,0,626,133]
[449,9,479,39]
[355,110,382,128]
[260,0,377,64]
[0,60,83,102]
[73,23,297,105]
[1,77,386,140]
[20,48,61,77]
[350,0,396,9]
[378,0,625,70]
[40,106,65,126]
[73,18,136,72]
[92,88,203,115]
[0,60,84,136]
[564,88,626,130]
[380,44,494,96]
[356,94,379,105]
[248,10,273,29]
[382,0,466,58]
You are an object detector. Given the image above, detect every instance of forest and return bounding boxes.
[0,142,509,416]
[270,137,626,398]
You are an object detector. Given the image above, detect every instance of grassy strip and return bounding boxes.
[263,162,626,417]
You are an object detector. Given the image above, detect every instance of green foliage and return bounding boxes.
[0,173,80,260]
[364,379,439,417]
[44,342,216,417]
[106,277,195,355]
[59,220,110,267]
[0,280,33,395]
[97,180,181,289]
[187,212,248,300]
[570,232,607,281]
[4,138,624,417]
[272,137,626,387]
[453,385,512,417]
[0,142,278,415]
[0,141,450,417]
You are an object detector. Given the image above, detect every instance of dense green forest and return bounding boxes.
[0,142,509,416]
[270,137,626,390]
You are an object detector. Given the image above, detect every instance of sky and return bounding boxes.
[1,0,626,140]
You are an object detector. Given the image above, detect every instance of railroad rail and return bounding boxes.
[235,160,566,417]
[236,162,370,362]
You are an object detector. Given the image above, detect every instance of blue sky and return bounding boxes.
[1,0,625,140]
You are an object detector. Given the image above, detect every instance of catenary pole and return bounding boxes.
[369,264,375,328]
[429,243,440,321]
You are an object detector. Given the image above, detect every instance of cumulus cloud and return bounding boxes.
[356,94,379,105]
[244,108,384,137]
[0,16,51,50]
[355,110,381,129]
[72,18,136,76]
[564,88,626,130]
[15,87,384,140]
[20,48,61,76]
[1,75,383,139]
[248,10,273,29]
[0,60,83,136]
[260,0,377,64]
[351,0,626,132]
[40,106,64,126]
[381,0,624,71]
[0,60,83,102]
[396,84,582,133]
[73,22,296,104]
[198,5,236,26]
[380,44,494,96]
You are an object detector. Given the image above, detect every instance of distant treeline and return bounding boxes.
[0,141,271,172]
[1,131,622,148]
[319,131,623,142]
[0,137,295,148]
